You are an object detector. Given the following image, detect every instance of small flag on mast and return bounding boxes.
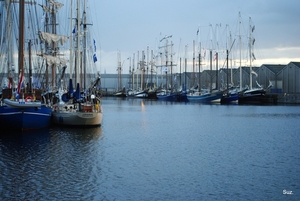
[93,39,97,63]
[93,54,98,63]
[93,39,96,52]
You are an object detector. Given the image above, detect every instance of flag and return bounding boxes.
[162,67,168,72]
[72,26,76,34]
[17,71,24,94]
[197,28,199,35]
[213,53,217,61]
[93,39,96,52]
[93,53,98,63]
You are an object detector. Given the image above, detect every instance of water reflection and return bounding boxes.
[0,125,104,200]
[1,98,299,200]
[51,125,102,140]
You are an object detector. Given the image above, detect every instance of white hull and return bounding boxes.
[52,111,102,126]
[52,104,102,126]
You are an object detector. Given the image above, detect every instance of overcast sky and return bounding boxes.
[80,0,300,73]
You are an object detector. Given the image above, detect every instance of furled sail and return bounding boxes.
[42,55,68,67]
[40,5,51,12]
[38,31,68,45]
[40,0,64,12]
[48,0,64,10]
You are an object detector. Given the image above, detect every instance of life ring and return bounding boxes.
[25,96,33,102]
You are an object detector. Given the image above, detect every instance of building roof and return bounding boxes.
[202,69,218,76]
[261,64,285,74]
[290,62,300,68]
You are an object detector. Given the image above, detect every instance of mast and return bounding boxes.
[230,31,233,86]
[28,40,32,94]
[150,49,154,88]
[69,0,74,79]
[197,26,201,91]
[165,39,168,90]
[184,44,187,91]
[117,51,121,90]
[141,50,144,90]
[209,24,213,93]
[215,24,220,90]
[179,57,182,89]
[210,50,212,93]
[226,49,229,90]
[51,0,57,88]
[75,0,81,86]
[18,0,25,95]
[7,1,13,79]
[132,53,135,90]
[44,1,49,89]
[129,56,131,90]
[226,25,229,91]
[83,0,87,90]
[147,46,149,88]
[215,52,218,90]
[192,40,195,86]
[198,43,201,90]
[170,41,173,91]
[239,12,242,91]
[5,0,14,89]
[249,16,253,90]
[137,51,139,90]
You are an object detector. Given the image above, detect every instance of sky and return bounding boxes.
[84,0,300,74]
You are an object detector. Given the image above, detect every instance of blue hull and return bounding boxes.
[178,92,188,102]
[187,92,223,102]
[221,94,239,104]
[157,92,180,101]
[0,106,52,130]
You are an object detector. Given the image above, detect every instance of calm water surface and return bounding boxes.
[0,97,299,200]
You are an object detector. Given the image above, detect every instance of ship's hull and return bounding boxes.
[0,105,52,130]
[52,111,102,126]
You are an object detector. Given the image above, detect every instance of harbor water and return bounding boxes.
[0,97,299,200]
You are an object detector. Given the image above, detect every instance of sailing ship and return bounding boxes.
[156,35,182,101]
[238,15,274,104]
[0,0,52,130]
[186,26,225,103]
[127,48,158,99]
[49,0,103,126]
[221,26,238,104]
[187,50,224,103]
[221,43,241,103]
[114,51,127,97]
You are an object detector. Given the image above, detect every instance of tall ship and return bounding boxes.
[0,0,52,130]
[48,0,103,126]
[238,15,275,104]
